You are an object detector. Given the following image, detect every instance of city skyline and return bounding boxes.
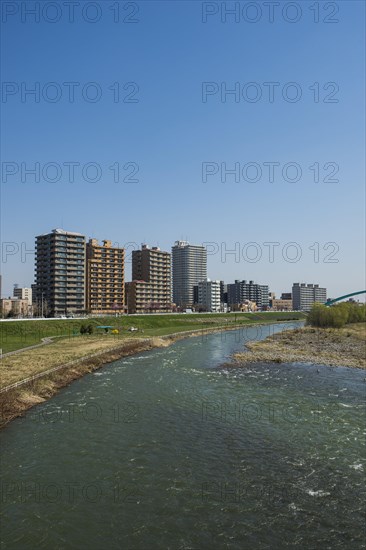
[0,225,356,300]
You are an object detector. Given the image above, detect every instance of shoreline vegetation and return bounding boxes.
[233,323,366,370]
[0,312,304,428]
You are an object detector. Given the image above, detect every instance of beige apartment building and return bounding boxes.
[86,239,125,315]
[126,245,172,314]
[271,299,293,311]
[1,298,30,318]
[125,280,153,314]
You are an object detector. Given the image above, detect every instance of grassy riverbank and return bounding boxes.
[233,323,366,369]
[0,312,304,354]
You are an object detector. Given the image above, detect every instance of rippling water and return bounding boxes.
[1,323,365,549]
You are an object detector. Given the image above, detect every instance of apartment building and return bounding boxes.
[271,298,293,311]
[172,241,207,308]
[86,239,125,315]
[35,229,86,316]
[125,280,153,314]
[127,244,172,314]
[1,298,30,318]
[227,280,269,310]
[197,279,221,312]
[292,283,327,311]
[13,286,32,305]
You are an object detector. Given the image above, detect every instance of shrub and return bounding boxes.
[307,302,366,328]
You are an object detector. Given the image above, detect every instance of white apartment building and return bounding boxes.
[198,278,221,312]
[13,287,32,305]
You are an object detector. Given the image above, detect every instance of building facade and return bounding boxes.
[128,244,172,314]
[125,281,153,314]
[13,286,32,305]
[1,298,30,318]
[172,241,207,308]
[197,279,221,312]
[292,283,327,311]
[271,298,293,311]
[86,239,125,315]
[227,280,269,310]
[35,229,86,316]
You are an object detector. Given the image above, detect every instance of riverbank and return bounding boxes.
[233,323,366,369]
[0,311,305,353]
[0,321,300,428]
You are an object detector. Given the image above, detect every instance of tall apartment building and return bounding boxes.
[198,279,221,312]
[86,239,125,314]
[172,241,207,308]
[35,229,86,316]
[292,283,327,311]
[13,286,32,305]
[126,244,172,314]
[227,280,269,309]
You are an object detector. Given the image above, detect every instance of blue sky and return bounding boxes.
[1,0,365,298]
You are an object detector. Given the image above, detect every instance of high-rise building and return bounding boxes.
[172,241,207,308]
[127,244,172,313]
[13,286,32,305]
[198,279,221,312]
[292,283,327,311]
[227,280,269,309]
[86,239,125,315]
[35,229,86,316]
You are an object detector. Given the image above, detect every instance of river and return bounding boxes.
[1,323,365,549]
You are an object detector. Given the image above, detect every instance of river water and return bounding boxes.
[1,323,365,549]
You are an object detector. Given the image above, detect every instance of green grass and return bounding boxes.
[0,312,306,354]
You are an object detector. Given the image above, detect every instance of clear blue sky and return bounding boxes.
[1,1,365,298]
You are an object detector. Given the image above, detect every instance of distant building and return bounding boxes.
[268,292,276,307]
[281,292,292,301]
[86,239,125,315]
[220,281,227,305]
[197,279,221,312]
[227,280,269,310]
[231,300,257,312]
[272,298,293,311]
[35,229,86,316]
[125,280,153,315]
[172,241,207,308]
[292,283,327,311]
[1,298,30,318]
[127,244,172,313]
[13,287,32,305]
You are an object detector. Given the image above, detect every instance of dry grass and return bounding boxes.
[0,335,146,389]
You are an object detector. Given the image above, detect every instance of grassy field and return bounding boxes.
[0,312,305,354]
